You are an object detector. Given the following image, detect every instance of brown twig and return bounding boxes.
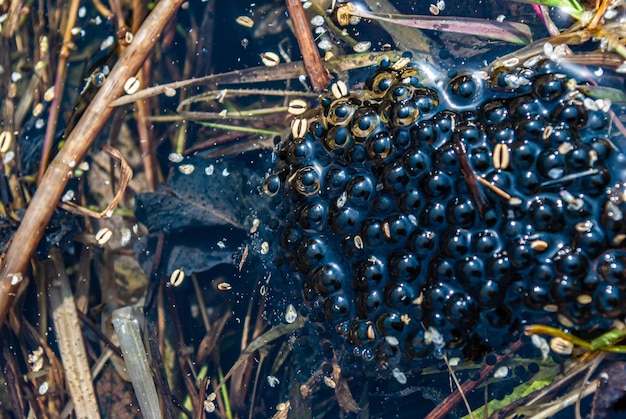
[0,0,185,329]
[285,0,330,92]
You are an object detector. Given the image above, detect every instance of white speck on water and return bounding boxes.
[221,168,229,177]
[205,164,214,175]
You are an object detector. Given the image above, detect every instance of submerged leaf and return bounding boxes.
[348,9,533,45]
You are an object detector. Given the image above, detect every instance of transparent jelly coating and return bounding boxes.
[263,59,626,372]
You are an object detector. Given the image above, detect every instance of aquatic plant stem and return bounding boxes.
[37,0,81,183]
[285,0,330,92]
[425,339,523,419]
[0,0,185,328]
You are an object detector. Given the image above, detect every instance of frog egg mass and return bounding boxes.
[262,56,626,373]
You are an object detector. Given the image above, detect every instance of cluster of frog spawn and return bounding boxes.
[261,54,626,374]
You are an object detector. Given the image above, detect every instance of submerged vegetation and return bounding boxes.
[0,0,626,417]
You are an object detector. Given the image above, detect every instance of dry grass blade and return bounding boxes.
[47,248,100,418]
[58,145,133,219]
[214,315,306,394]
[112,306,162,419]
[110,52,402,107]
[0,0,185,329]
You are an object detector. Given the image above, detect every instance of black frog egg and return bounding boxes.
[324,125,352,152]
[264,57,626,374]
[351,108,381,139]
[552,100,587,128]
[448,73,480,104]
[528,197,565,232]
[312,263,345,295]
[419,170,452,199]
[532,73,567,101]
[345,174,376,207]
[366,131,393,161]
[481,99,510,125]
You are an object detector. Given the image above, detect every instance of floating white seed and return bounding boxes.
[267,376,280,387]
[38,381,49,395]
[125,32,134,44]
[323,376,336,389]
[352,41,371,53]
[550,337,574,355]
[203,401,215,413]
[577,294,592,304]
[331,80,348,99]
[9,273,22,285]
[61,190,75,203]
[120,228,132,247]
[575,220,592,233]
[207,392,216,402]
[70,26,82,36]
[288,99,307,115]
[367,323,375,340]
[178,164,195,175]
[530,239,548,252]
[285,304,297,323]
[0,130,12,153]
[95,227,113,246]
[261,241,269,255]
[168,153,184,163]
[78,6,86,17]
[35,118,45,130]
[124,76,140,95]
[493,143,510,170]
[205,164,214,175]
[448,357,460,367]
[385,336,399,346]
[502,57,519,67]
[164,87,176,97]
[310,15,324,26]
[557,142,573,154]
[33,102,44,117]
[291,117,308,139]
[429,4,440,15]
[317,39,333,51]
[3,151,13,164]
[260,52,280,67]
[170,268,185,287]
[353,235,363,249]
[218,282,232,291]
[100,35,115,51]
[493,366,509,378]
[436,0,445,10]
[276,402,288,411]
[543,303,558,312]
[44,86,55,102]
[392,368,407,384]
[236,16,254,28]
[401,313,411,324]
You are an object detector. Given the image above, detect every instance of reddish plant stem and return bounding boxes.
[285,0,330,92]
[0,0,185,328]
[425,339,524,419]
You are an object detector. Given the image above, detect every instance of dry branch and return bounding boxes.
[0,0,185,328]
